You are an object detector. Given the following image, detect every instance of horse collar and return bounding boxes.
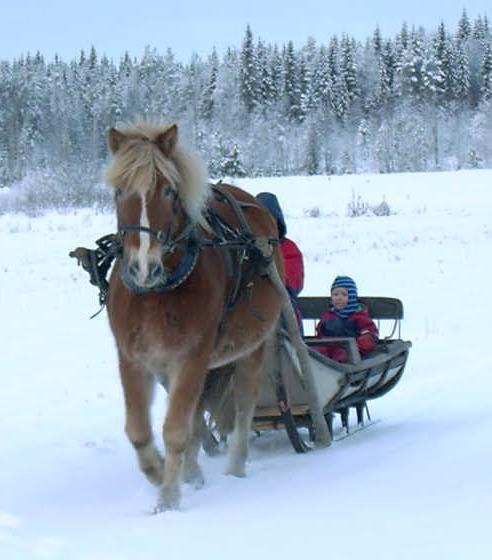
[151,230,200,293]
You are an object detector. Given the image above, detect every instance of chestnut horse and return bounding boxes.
[104,122,283,511]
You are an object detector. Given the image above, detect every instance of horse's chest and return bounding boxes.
[122,311,197,367]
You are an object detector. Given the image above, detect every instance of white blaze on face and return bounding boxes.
[136,192,151,283]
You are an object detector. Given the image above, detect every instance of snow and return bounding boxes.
[1,169,491,559]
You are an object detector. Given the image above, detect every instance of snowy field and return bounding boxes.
[1,169,491,559]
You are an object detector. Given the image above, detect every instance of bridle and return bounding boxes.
[117,183,201,293]
[118,184,186,251]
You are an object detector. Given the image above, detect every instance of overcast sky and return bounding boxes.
[1,1,490,63]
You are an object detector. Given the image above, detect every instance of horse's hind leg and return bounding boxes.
[119,354,164,486]
[225,344,265,478]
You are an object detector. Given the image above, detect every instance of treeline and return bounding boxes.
[1,10,492,202]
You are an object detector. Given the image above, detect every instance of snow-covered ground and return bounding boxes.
[1,169,491,559]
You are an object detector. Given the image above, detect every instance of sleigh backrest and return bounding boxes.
[297,296,404,339]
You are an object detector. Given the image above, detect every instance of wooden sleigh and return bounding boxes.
[251,296,412,452]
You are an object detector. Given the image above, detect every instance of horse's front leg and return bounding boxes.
[118,353,164,486]
[156,358,208,512]
[182,407,206,489]
[225,343,265,478]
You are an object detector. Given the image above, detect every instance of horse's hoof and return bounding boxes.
[138,445,165,486]
[183,468,205,489]
[153,502,178,514]
[225,466,246,478]
[156,487,181,512]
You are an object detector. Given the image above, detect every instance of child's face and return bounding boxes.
[331,287,349,310]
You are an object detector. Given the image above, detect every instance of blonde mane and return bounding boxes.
[105,122,209,224]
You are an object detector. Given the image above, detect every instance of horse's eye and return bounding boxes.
[162,184,175,198]
[114,187,123,200]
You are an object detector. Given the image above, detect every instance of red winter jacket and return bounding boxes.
[280,237,304,297]
[315,305,378,363]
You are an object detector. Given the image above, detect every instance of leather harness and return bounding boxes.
[69,184,278,320]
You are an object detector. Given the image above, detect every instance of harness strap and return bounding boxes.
[204,184,276,320]
[210,184,255,235]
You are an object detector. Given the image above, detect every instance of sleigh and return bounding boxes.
[251,296,412,452]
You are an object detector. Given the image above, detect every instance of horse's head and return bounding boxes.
[105,123,208,293]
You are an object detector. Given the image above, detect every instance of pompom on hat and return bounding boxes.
[330,275,359,318]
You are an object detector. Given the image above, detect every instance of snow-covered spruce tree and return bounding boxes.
[212,47,242,135]
[239,25,258,114]
[339,35,359,105]
[479,42,492,100]
[199,48,219,120]
[209,134,246,178]
[283,40,304,123]
[268,45,282,108]
[395,21,410,60]
[457,10,472,43]
[433,22,454,105]
[425,22,453,168]
[300,37,319,113]
[220,143,247,177]
[297,52,310,121]
[379,39,397,107]
[255,40,285,118]
[464,16,488,107]
[472,15,490,44]
[372,26,383,56]
[179,52,206,134]
[304,124,320,175]
[396,30,427,101]
[331,74,350,122]
[310,45,331,111]
[453,38,471,102]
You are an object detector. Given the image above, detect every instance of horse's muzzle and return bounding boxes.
[119,260,169,294]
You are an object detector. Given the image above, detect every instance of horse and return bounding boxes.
[104,122,284,511]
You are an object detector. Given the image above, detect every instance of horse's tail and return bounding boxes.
[201,363,236,438]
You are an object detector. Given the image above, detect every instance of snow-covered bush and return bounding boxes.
[346,191,393,217]
[346,192,370,217]
[0,164,112,214]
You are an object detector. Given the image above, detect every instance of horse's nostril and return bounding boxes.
[149,262,163,280]
[128,262,140,277]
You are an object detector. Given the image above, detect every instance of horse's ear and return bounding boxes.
[108,128,126,154]
[155,124,178,157]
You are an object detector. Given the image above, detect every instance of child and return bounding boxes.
[315,276,378,363]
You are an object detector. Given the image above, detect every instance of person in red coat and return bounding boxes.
[279,237,304,297]
[256,192,304,296]
[315,275,378,363]
[256,192,304,327]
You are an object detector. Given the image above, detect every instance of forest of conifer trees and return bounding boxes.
[1,10,491,208]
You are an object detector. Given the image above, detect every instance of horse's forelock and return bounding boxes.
[105,123,209,223]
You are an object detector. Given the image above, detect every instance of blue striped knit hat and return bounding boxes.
[331,275,359,318]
